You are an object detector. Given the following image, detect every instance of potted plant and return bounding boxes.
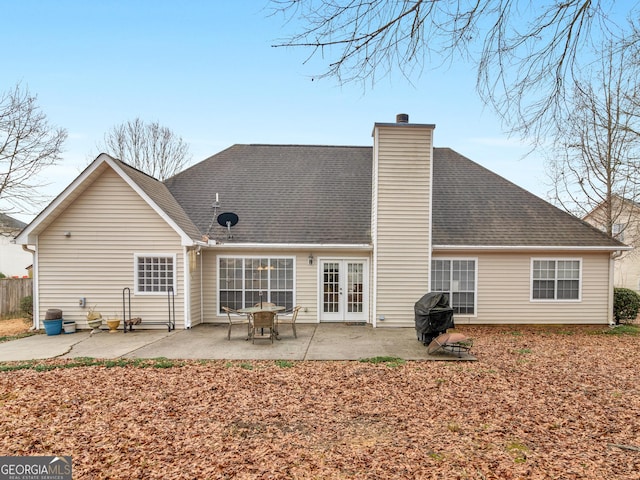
[86,305,103,333]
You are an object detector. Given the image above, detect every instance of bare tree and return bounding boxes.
[0,83,67,214]
[547,42,640,241]
[271,0,637,140]
[100,118,191,180]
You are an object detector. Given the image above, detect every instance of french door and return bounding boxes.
[320,259,368,322]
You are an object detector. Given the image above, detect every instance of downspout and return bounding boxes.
[199,248,204,325]
[22,244,37,330]
[183,246,191,329]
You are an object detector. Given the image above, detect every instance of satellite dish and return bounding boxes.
[217,212,239,239]
[217,212,239,228]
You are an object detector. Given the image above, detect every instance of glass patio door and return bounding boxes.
[320,259,368,322]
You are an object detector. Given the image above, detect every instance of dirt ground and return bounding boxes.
[0,324,639,479]
[0,317,32,336]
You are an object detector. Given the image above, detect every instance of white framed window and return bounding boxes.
[218,256,295,312]
[134,254,176,294]
[431,258,477,315]
[531,258,581,301]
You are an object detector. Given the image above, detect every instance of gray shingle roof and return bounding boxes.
[432,148,623,247]
[165,145,372,244]
[161,144,622,249]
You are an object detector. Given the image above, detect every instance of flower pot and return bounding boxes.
[106,319,120,333]
[87,318,102,334]
[62,320,76,334]
[43,318,63,336]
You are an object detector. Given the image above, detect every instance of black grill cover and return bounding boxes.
[415,292,454,344]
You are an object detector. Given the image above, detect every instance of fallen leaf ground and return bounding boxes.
[0,324,639,479]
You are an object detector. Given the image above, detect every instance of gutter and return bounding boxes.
[203,242,373,251]
[434,244,631,252]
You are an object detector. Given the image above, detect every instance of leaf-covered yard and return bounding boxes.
[1,325,639,479]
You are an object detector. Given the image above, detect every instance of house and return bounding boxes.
[0,213,32,278]
[583,195,640,291]
[15,114,627,330]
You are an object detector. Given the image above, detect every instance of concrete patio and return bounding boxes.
[0,323,476,362]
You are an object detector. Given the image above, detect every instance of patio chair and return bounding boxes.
[276,306,301,338]
[251,311,276,344]
[222,306,251,341]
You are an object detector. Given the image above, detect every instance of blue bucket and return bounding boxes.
[43,319,63,336]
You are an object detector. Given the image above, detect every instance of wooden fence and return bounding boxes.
[0,278,33,317]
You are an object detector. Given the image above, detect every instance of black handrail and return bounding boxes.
[122,287,131,333]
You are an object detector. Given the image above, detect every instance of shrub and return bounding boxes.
[613,288,640,324]
[0,272,6,279]
[20,295,33,319]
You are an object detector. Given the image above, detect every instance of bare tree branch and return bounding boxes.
[271,0,636,139]
[546,41,640,253]
[99,118,191,181]
[0,83,67,215]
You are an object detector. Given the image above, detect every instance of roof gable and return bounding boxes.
[15,154,201,245]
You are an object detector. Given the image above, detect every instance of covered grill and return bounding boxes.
[415,292,454,345]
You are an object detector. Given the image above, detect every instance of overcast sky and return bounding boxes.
[3,1,549,223]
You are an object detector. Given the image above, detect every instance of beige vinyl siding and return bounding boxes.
[36,168,185,329]
[436,250,612,325]
[374,125,433,326]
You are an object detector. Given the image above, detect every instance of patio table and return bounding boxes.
[238,305,286,339]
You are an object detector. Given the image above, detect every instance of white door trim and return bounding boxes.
[318,257,369,322]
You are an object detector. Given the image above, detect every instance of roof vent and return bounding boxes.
[396,113,409,123]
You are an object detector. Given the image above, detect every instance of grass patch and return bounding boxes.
[0,357,185,372]
[275,360,294,368]
[516,348,532,355]
[506,441,529,463]
[601,324,639,336]
[359,356,406,367]
[0,331,37,343]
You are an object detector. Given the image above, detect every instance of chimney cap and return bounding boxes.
[396,113,409,123]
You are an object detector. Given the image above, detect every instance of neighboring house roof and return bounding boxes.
[0,213,27,232]
[164,144,373,244]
